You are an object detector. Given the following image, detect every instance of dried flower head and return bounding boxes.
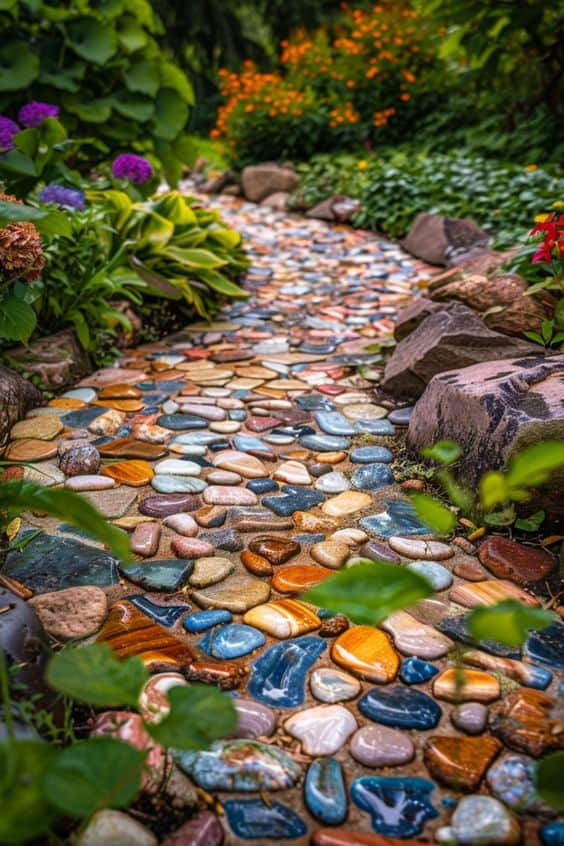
[0,192,44,284]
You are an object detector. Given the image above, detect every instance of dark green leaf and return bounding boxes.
[514,510,545,532]
[467,599,557,647]
[0,741,58,843]
[0,43,39,90]
[47,643,148,707]
[154,88,189,140]
[124,59,160,96]
[535,752,564,811]
[65,18,117,64]
[421,440,461,465]
[147,685,237,750]
[410,492,456,536]
[0,296,36,343]
[303,561,433,626]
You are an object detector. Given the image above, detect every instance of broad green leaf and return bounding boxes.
[127,256,182,300]
[124,59,160,96]
[555,299,564,326]
[149,192,197,226]
[535,752,564,811]
[515,510,546,532]
[467,600,556,647]
[63,95,113,123]
[303,561,433,626]
[198,268,249,298]
[207,228,242,250]
[480,470,508,509]
[0,481,130,560]
[505,442,564,490]
[410,493,456,537]
[44,738,145,817]
[117,15,148,52]
[0,741,58,844]
[0,149,37,177]
[167,247,228,269]
[112,92,154,121]
[158,61,194,103]
[65,18,117,64]
[0,296,36,343]
[421,440,461,465]
[154,88,189,140]
[147,685,237,750]
[47,643,148,706]
[0,43,39,90]
[136,211,174,250]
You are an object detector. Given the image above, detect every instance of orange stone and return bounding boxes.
[315,451,347,464]
[244,598,321,638]
[4,439,58,462]
[449,579,540,608]
[331,626,399,682]
[48,397,86,409]
[424,735,501,790]
[96,600,194,670]
[101,459,154,486]
[272,564,332,593]
[489,688,564,757]
[240,550,272,577]
[93,399,144,413]
[98,438,167,460]
[98,384,143,399]
[312,830,432,846]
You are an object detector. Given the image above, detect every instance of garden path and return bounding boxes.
[4,190,562,845]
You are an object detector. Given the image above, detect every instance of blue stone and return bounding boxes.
[157,414,209,430]
[199,624,266,659]
[292,533,325,545]
[388,406,414,426]
[183,609,232,632]
[119,559,193,592]
[354,419,395,435]
[139,392,168,406]
[351,777,438,838]
[61,406,108,428]
[224,799,307,840]
[314,411,355,436]
[126,595,189,627]
[525,622,564,669]
[230,409,247,421]
[177,740,301,792]
[299,434,351,452]
[541,822,564,845]
[5,532,119,593]
[359,500,431,538]
[399,657,439,685]
[263,485,325,516]
[486,754,539,810]
[233,435,272,454]
[209,440,231,451]
[305,758,347,825]
[358,685,442,729]
[350,446,393,464]
[248,636,326,707]
[137,380,185,393]
[247,478,279,494]
[438,614,521,659]
[351,463,395,491]
[296,395,335,411]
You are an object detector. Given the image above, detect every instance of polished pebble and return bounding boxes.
[350,724,415,767]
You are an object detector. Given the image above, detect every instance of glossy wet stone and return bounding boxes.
[541,822,564,846]
[350,445,393,464]
[315,471,350,493]
[310,667,361,703]
[300,433,351,452]
[315,411,356,436]
[359,685,441,729]
[359,500,431,537]
[191,574,270,613]
[119,560,193,592]
[450,579,540,609]
[489,688,563,757]
[231,698,277,739]
[438,613,521,659]
[162,513,198,536]
[263,484,325,516]
[399,656,439,684]
[424,735,502,791]
[177,739,301,791]
[244,598,320,637]
[322,490,372,517]
[525,622,564,669]
[127,594,189,627]
[305,758,347,825]
[351,777,438,838]
[462,648,552,689]
[451,702,489,735]
[160,811,223,846]
[157,413,209,430]
[182,609,232,633]
[439,796,521,845]
[311,540,350,569]
[389,536,453,560]
[478,536,556,585]
[381,610,453,659]
[65,474,116,491]
[248,635,326,707]
[351,724,415,768]
[223,799,307,840]
[486,754,540,811]
[131,522,161,557]
[351,463,394,491]
[332,626,399,682]
[213,449,267,477]
[285,704,357,755]
[433,667,500,702]
[199,623,265,659]
[360,539,401,564]
[152,475,207,494]
[248,536,300,564]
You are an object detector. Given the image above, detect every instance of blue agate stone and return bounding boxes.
[183,609,232,632]
[351,777,438,837]
[177,740,301,792]
[247,478,279,494]
[126,594,189,627]
[399,657,439,685]
[541,822,564,845]
[248,636,326,707]
[199,624,265,659]
[61,406,108,428]
[299,434,351,452]
[358,685,442,729]
[262,485,325,516]
[305,758,347,825]
[119,559,193,592]
[350,445,393,464]
[224,799,307,839]
[438,614,521,659]
[351,463,394,491]
[525,622,564,669]
[359,500,431,538]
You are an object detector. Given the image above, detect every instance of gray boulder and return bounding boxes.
[382,303,538,397]
[401,213,491,267]
[0,365,42,446]
[7,328,90,391]
[241,163,298,203]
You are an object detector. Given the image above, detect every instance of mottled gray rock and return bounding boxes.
[241,163,298,202]
[401,212,490,267]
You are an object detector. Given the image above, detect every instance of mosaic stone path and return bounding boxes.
[3,191,563,845]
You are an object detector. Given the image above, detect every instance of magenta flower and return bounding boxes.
[0,116,21,151]
[18,102,60,128]
[112,153,154,184]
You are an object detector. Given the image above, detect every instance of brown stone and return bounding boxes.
[312,832,434,846]
[240,550,273,576]
[101,459,154,487]
[98,438,167,460]
[241,163,298,202]
[185,660,246,689]
[272,564,332,593]
[478,536,555,585]
[424,735,501,791]
[319,613,350,638]
[10,414,63,441]
[489,689,564,757]
[4,439,58,462]
[28,586,108,641]
[248,536,300,565]
[401,212,490,267]
[0,365,43,446]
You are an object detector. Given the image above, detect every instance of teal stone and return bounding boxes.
[224,799,307,840]
[127,594,189,627]
[183,609,232,632]
[151,475,207,494]
[177,740,301,792]
[351,777,438,837]
[119,559,193,592]
[305,758,347,825]
[5,532,119,593]
[541,822,564,845]
[299,434,351,451]
[355,419,395,435]
[157,414,209,430]
[199,624,265,659]
[350,446,393,464]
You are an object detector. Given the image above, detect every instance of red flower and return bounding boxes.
[530,213,564,264]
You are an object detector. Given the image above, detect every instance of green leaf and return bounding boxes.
[534,752,564,811]
[117,15,148,52]
[523,331,545,345]
[505,442,564,490]
[207,228,242,250]
[421,440,461,465]
[65,18,117,64]
[43,738,145,817]
[514,510,546,532]
[555,299,564,326]
[0,296,36,343]
[410,493,456,537]
[197,268,249,298]
[480,470,508,510]
[0,481,130,560]
[63,94,113,123]
[47,643,148,707]
[158,61,194,104]
[0,741,58,844]
[303,561,433,626]
[167,247,228,269]
[112,92,154,121]
[154,88,189,140]
[146,685,237,750]
[542,319,554,343]
[127,256,182,300]
[124,59,160,96]
[0,149,37,177]
[0,43,39,90]
[467,599,557,647]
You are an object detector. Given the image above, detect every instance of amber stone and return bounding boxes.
[432,668,500,703]
[185,660,247,689]
[98,438,167,460]
[98,384,143,399]
[10,415,63,441]
[292,511,337,534]
[194,505,226,527]
[331,626,399,683]
[489,688,564,757]
[93,399,144,413]
[4,439,58,462]
[449,579,540,608]
[478,536,555,586]
[272,564,332,593]
[424,735,501,791]
[101,459,154,487]
[248,536,301,565]
[48,398,85,409]
[96,600,193,670]
[244,598,321,638]
[241,550,272,577]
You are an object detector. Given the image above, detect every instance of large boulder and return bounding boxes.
[241,163,298,203]
[407,353,564,485]
[401,213,491,266]
[0,365,42,446]
[306,195,362,222]
[394,297,445,341]
[382,303,537,397]
[6,329,90,391]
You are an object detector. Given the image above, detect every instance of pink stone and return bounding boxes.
[163,514,199,536]
[203,486,258,506]
[131,522,161,557]
[171,536,215,558]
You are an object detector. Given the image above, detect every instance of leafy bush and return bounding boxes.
[0,0,194,182]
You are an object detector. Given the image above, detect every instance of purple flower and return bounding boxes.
[0,116,20,151]
[18,102,60,128]
[39,184,85,211]
[112,153,154,184]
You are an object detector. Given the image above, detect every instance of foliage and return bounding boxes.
[290,150,564,248]
[0,0,194,182]
[467,600,557,648]
[535,752,564,812]
[47,645,147,708]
